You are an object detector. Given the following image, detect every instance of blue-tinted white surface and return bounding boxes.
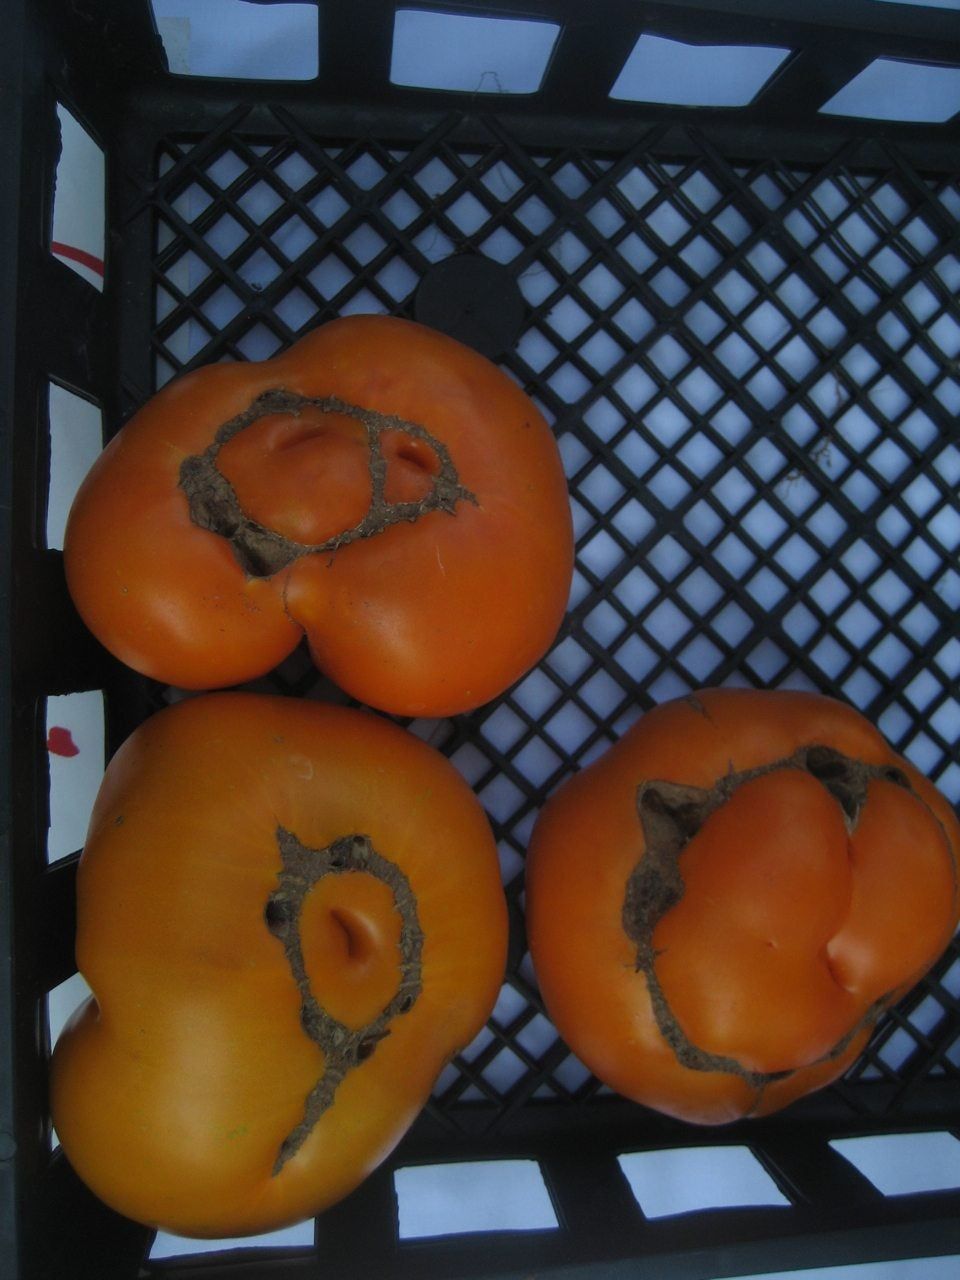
[872,0,960,8]
[395,1160,558,1238]
[150,1220,315,1259]
[611,35,791,106]
[52,104,105,290]
[822,58,960,121]
[831,1131,960,1195]
[618,1146,790,1218]
[46,691,105,863]
[46,383,102,550]
[151,0,318,79]
[47,970,93,1051]
[391,10,559,93]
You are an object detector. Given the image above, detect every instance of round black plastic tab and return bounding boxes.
[415,254,525,360]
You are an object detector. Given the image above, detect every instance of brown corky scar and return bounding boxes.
[179,389,476,577]
[265,829,423,1176]
[622,742,931,1110]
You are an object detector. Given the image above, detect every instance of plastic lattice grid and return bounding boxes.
[149,109,960,1132]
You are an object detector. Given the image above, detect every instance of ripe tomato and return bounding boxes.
[63,316,573,716]
[50,693,507,1237]
[526,688,960,1123]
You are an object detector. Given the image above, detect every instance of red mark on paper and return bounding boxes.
[50,241,105,277]
[47,727,79,757]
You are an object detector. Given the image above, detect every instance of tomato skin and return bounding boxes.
[526,689,960,1124]
[49,693,507,1237]
[63,316,573,715]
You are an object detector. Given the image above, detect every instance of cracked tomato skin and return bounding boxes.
[49,693,507,1237]
[63,315,573,716]
[526,689,960,1123]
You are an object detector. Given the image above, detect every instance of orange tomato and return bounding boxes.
[50,693,507,1236]
[526,688,960,1123]
[63,316,573,715]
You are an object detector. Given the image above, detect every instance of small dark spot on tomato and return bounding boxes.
[264,896,293,933]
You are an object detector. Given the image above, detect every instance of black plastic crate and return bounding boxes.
[3,1,960,1277]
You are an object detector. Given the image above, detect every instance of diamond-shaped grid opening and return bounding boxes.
[676,432,723,480]
[269,213,313,261]
[552,1054,593,1093]
[650,267,688,304]
[683,299,724,343]
[272,151,316,191]
[514,1014,559,1059]
[237,246,283,290]
[481,226,523,262]
[308,185,349,226]
[581,262,624,308]
[548,295,591,341]
[587,197,625,237]
[714,331,758,377]
[236,178,284,224]
[235,323,282,361]
[611,633,657,684]
[607,573,656,625]
[647,535,691,581]
[341,222,387,266]
[647,464,691,510]
[481,704,527,755]
[308,253,353,299]
[205,212,247,258]
[413,157,456,200]
[376,256,419,301]
[679,235,722,277]
[480,160,524,203]
[169,181,214,223]
[583,598,630,646]
[205,149,246,187]
[616,231,657,274]
[578,463,625,513]
[548,362,592,401]
[512,737,563,787]
[746,240,787,283]
[746,565,789,609]
[199,284,244,328]
[644,599,693,651]
[904,669,944,713]
[578,330,626,376]
[545,702,597,756]
[479,773,526,826]
[929,504,960,553]
[345,152,386,191]
[517,328,558,373]
[550,231,591,272]
[646,200,689,245]
[272,288,317,332]
[714,205,752,247]
[447,191,491,236]
[746,638,789,681]
[512,669,562,721]
[678,634,724,681]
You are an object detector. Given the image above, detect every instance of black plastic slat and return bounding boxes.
[38,858,78,995]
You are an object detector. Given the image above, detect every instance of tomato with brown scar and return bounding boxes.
[525,689,960,1123]
[63,315,573,716]
[49,693,507,1237]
